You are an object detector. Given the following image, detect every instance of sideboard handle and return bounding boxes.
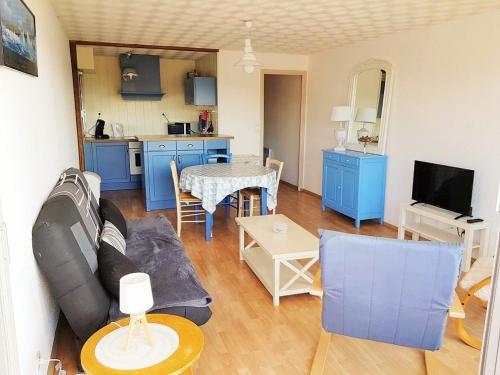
[187,143,194,148]
[159,144,165,148]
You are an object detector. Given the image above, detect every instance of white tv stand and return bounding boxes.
[398,203,490,272]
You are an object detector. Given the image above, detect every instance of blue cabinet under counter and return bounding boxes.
[84,141,142,191]
[322,149,387,228]
[140,136,232,211]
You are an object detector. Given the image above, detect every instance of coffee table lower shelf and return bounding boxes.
[243,246,315,306]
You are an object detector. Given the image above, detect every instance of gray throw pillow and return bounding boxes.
[100,221,126,254]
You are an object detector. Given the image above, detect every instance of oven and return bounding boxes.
[128,142,143,175]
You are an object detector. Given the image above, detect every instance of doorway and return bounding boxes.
[261,70,306,189]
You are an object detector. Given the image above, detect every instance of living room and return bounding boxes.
[0,0,499,374]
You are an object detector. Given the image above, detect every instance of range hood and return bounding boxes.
[119,54,164,101]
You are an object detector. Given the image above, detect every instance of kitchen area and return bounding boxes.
[76,44,233,211]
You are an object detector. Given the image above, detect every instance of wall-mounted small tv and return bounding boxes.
[412,161,474,216]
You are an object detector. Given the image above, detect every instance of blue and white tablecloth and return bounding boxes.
[179,164,277,214]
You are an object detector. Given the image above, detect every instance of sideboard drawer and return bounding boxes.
[145,141,176,152]
[177,140,203,151]
[324,152,340,162]
[340,155,359,167]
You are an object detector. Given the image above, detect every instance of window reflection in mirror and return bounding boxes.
[348,69,386,145]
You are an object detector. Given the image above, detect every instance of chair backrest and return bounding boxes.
[265,157,284,192]
[319,230,463,351]
[203,153,232,164]
[170,160,180,207]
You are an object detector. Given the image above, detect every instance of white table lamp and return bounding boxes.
[355,107,377,153]
[120,273,154,350]
[331,106,351,152]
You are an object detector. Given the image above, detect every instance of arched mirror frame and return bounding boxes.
[345,58,394,155]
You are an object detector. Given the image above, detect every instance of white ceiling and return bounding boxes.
[51,0,500,54]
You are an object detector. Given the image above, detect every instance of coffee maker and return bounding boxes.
[94,119,109,139]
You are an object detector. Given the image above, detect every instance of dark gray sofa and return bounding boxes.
[32,168,212,347]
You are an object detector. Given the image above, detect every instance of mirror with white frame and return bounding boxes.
[346,59,393,155]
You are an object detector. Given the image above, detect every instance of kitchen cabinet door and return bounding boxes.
[184,77,217,105]
[92,143,130,183]
[146,151,176,202]
[176,151,204,172]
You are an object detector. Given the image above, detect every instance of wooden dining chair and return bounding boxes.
[310,230,466,375]
[170,160,205,237]
[238,158,284,217]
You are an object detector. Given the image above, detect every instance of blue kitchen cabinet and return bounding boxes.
[176,151,204,172]
[184,77,217,105]
[144,151,177,210]
[142,139,230,211]
[322,150,387,228]
[92,143,130,183]
[84,142,141,191]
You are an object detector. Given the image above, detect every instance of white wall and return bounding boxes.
[305,11,500,254]
[264,74,302,185]
[217,50,308,156]
[0,0,78,373]
[82,56,214,135]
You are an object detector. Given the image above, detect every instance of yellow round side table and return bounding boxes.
[81,313,204,375]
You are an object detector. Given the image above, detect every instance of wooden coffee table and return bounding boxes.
[235,214,319,306]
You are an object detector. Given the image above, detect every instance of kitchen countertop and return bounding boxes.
[136,134,234,141]
[84,136,138,143]
[84,134,234,142]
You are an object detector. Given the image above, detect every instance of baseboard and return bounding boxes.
[301,189,322,199]
[281,180,299,190]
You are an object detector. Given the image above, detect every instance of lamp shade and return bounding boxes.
[355,107,377,123]
[330,106,351,122]
[119,273,154,315]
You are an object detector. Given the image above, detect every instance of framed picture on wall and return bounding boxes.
[0,0,37,76]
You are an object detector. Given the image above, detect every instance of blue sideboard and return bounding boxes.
[322,150,387,228]
[84,141,141,191]
[142,139,230,211]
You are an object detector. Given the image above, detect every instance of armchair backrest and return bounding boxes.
[319,230,463,351]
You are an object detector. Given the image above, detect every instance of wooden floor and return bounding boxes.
[49,185,485,374]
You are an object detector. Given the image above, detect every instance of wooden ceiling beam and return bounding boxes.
[70,40,219,53]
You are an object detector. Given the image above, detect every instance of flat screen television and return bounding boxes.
[412,161,474,216]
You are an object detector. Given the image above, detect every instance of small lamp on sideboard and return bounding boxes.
[331,106,351,152]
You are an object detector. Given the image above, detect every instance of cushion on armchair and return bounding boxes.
[319,230,463,351]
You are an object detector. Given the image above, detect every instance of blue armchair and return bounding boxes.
[310,230,465,375]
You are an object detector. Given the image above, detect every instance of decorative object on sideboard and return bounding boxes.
[355,107,376,154]
[235,20,261,74]
[330,106,351,152]
[0,0,38,76]
[120,272,154,351]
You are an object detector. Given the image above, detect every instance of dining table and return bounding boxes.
[179,163,278,240]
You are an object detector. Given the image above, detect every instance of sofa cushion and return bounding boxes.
[100,221,126,254]
[98,241,138,298]
[99,198,127,237]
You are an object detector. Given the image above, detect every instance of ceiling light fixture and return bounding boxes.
[235,20,261,74]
